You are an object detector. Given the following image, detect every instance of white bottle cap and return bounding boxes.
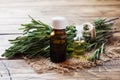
[52,17,66,29]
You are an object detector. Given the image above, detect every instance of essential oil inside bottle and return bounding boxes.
[50,17,67,63]
[73,39,85,55]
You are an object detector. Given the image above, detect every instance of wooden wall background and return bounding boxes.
[0,0,120,56]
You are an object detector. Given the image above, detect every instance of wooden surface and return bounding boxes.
[0,59,120,80]
[0,0,120,56]
[0,0,120,80]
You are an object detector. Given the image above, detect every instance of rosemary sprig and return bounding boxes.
[88,43,105,62]
[85,18,119,51]
[2,17,51,58]
[87,17,120,62]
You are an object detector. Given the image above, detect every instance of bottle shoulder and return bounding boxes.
[74,36,84,41]
[50,29,66,35]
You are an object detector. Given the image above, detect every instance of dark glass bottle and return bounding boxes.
[50,17,67,63]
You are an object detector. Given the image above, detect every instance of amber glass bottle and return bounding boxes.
[50,17,67,63]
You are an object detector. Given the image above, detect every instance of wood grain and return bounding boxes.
[0,0,119,54]
[0,0,120,34]
[0,0,120,54]
[0,0,120,79]
[0,59,120,80]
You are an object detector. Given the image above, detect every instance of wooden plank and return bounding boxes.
[0,6,120,18]
[1,60,36,74]
[0,61,7,74]
[0,59,120,80]
[0,16,119,26]
[0,0,120,7]
[0,17,119,33]
[0,60,76,80]
[0,61,11,80]
[0,35,21,57]
[0,6,119,30]
[0,35,21,46]
[0,25,22,33]
[0,60,48,80]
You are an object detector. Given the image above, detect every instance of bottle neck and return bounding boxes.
[74,31,84,41]
[52,29,66,35]
[52,28,65,31]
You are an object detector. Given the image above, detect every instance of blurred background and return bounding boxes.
[0,0,120,56]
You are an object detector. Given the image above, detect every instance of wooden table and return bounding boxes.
[0,0,120,80]
[0,59,120,80]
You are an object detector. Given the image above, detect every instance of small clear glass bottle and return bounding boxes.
[73,25,86,59]
[50,17,67,63]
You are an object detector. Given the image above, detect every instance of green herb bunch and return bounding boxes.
[2,17,76,58]
[2,17,51,58]
[86,18,114,51]
[87,18,119,61]
[2,17,118,59]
